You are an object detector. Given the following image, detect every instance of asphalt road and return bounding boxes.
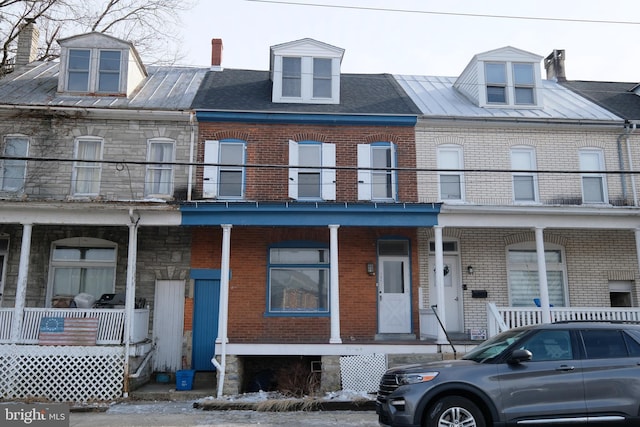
[69,401,379,427]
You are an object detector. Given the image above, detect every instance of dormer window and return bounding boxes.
[485,62,536,105]
[485,63,507,103]
[66,48,122,93]
[270,38,344,104]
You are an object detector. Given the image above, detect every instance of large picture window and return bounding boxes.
[49,238,116,304]
[268,246,329,315]
[507,243,567,307]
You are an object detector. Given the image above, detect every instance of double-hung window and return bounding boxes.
[68,49,91,91]
[437,146,464,201]
[66,48,122,93]
[145,139,175,197]
[485,62,507,104]
[289,140,335,200]
[580,149,607,204]
[274,54,339,103]
[268,245,330,315]
[357,143,397,201]
[203,139,245,199]
[511,147,538,203]
[507,243,567,307]
[282,57,302,97]
[1,135,28,192]
[513,63,535,104]
[98,50,121,92]
[72,137,102,196]
[313,58,332,98]
[49,238,116,304]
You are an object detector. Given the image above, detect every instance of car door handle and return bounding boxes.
[556,365,575,371]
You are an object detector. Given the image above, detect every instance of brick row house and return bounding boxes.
[394,46,640,344]
[0,24,206,401]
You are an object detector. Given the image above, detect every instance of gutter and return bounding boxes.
[0,104,192,121]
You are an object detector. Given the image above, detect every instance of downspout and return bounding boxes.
[624,123,638,206]
[187,111,195,202]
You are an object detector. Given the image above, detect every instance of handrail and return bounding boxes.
[431,304,457,359]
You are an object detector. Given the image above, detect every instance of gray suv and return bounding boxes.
[376,321,640,427]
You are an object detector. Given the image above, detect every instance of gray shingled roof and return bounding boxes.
[560,81,640,122]
[191,69,421,115]
[0,61,208,110]
[394,75,622,122]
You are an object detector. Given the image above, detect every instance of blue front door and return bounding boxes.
[192,278,220,371]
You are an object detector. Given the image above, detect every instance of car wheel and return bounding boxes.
[423,396,486,427]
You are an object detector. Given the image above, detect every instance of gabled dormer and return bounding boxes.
[454,46,543,108]
[270,38,344,104]
[57,32,147,97]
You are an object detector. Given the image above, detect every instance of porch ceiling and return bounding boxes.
[180,202,441,227]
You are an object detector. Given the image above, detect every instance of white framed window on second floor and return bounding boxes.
[72,137,103,196]
[203,139,246,199]
[484,61,536,106]
[511,146,538,203]
[145,138,175,198]
[507,242,568,307]
[437,145,464,201]
[289,140,336,200]
[47,237,116,306]
[579,148,607,204]
[267,244,330,316]
[67,48,122,93]
[357,142,397,201]
[1,135,29,192]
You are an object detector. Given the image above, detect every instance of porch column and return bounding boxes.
[10,223,32,342]
[329,224,342,344]
[535,227,551,323]
[434,226,448,345]
[123,212,139,397]
[215,224,232,398]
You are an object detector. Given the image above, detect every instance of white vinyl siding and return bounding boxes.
[288,140,335,200]
[1,135,28,192]
[72,137,103,196]
[357,143,397,201]
[580,149,607,204]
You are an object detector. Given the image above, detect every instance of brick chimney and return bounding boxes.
[211,38,223,71]
[544,49,566,82]
[16,18,39,66]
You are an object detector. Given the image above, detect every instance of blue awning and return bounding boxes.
[180,201,440,227]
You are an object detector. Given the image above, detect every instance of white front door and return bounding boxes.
[377,255,411,333]
[153,280,185,372]
[430,255,463,333]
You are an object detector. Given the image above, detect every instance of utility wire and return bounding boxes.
[245,0,640,26]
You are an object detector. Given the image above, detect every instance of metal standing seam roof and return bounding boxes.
[0,61,209,110]
[394,74,623,122]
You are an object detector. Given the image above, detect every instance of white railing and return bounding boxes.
[487,303,640,337]
[0,307,149,345]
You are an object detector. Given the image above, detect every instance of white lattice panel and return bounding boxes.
[0,344,125,402]
[339,353,387,393]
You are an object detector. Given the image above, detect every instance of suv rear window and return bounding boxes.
[581,330,628,359]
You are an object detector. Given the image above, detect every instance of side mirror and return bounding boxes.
[508,349,532,364]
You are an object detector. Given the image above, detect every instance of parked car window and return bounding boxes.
[581,330,628,359]
[624,331,640,357]
[519,330,572,361]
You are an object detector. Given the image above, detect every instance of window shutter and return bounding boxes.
[357,144,371,200]
[321,143,336,200]
[203,140,219,198]
[390,142,397,200]
[288,140,299,199]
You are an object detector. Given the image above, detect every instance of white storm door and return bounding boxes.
[152,280,185,372]
[429,255,462,333]
[378,256,411,333]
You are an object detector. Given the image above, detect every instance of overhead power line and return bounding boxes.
[245,0,640,26]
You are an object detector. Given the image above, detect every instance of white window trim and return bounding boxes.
[71,136,103,197]
[1,134,29,192]
[357,142,397,202]
[579,148,608,205]
[437,145,465,203]
[145,138,175,199]
[203,140,246,199]
[480,60,541,108]
[272,56,340,104]
[61,47,125,94]
[288,140,336,201]
[511,146,539,204]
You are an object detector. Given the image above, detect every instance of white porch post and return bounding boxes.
[10,223,32,342]
[123,212,139,397]
[329,224,342,344]
[215,224,232,398]
[434,225,448,345]
[535,227,551,324]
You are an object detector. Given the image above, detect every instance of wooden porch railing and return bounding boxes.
[0,307,149,345]
[487,303,640,337]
